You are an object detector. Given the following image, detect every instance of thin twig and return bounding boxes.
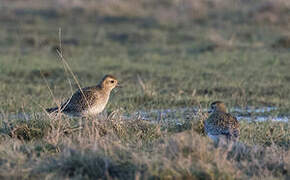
[56,28,91,109]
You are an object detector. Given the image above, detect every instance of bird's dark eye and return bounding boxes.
[110,80,115,83]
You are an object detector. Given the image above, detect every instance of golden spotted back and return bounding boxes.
[205,101,240,141]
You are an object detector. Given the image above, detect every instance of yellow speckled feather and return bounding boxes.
[205,101,240,141]
[46,75,119,117]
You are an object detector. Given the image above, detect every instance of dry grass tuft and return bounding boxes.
[0,111,288,179]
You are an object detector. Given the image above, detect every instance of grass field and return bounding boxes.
[0,0,289,179]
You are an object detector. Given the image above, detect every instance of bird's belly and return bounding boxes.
[84,104,107,116]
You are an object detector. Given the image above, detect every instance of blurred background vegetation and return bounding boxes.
[1,0,290,113]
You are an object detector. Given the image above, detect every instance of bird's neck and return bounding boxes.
[99,84,112,94]
[215,109,227,113]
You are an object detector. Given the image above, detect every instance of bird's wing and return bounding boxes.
[61,86,100,112]
[226,114,240,137]
[205,113,239,136]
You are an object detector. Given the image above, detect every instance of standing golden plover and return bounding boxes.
[204,101,240,143]
[46,75,119,117]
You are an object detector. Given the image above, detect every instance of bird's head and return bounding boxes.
[101,74,120,91]
[208,101,227,113]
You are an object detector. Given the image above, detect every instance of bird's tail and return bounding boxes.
[46,107,60,113]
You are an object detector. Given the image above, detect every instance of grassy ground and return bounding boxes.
[0,0,289,179]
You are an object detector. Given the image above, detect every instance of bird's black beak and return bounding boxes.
[116,83,122,88]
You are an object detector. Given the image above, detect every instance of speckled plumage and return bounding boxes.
[205,101,240,142]
[46,75,119,117]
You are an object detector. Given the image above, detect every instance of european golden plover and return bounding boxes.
[204,101,240,143]
[46,75,119,117]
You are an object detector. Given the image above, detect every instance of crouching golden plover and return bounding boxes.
[204,101,240,143]
[46,75,119,117]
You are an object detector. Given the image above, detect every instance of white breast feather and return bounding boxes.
[84,96,109,116]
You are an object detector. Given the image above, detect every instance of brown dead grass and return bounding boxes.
[0,111,289,179]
